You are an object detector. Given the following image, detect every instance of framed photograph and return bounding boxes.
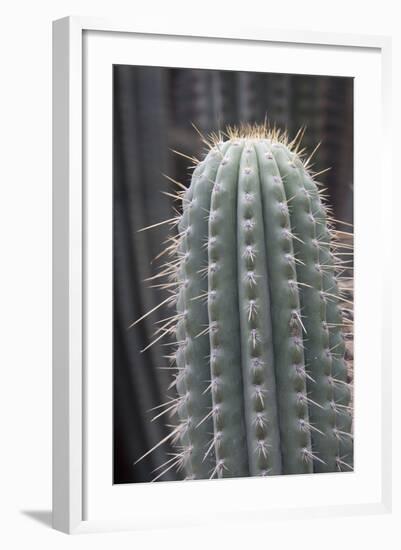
[52,16,392,534]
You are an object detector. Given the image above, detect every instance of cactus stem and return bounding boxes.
[134,124,353,479]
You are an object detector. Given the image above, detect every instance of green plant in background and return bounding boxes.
[134,123,353,480]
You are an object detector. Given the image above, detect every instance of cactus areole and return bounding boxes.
[136,124,353,480]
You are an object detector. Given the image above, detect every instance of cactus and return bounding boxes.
[134,123,353,480]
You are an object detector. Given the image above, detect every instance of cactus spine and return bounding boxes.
[136,124,353,479]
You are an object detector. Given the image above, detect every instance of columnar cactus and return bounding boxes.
[135,124,353,480]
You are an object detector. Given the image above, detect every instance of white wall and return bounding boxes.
[0,0,399,547]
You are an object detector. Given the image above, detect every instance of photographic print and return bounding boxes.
[113,66,354,484]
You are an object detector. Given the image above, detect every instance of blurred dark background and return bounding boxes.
[113,65,353,484]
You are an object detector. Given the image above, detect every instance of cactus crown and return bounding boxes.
[196,121,310,163]
[133,123,353,481]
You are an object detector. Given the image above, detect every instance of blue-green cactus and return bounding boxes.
[136,124,353,479]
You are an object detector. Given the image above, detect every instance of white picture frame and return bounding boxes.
[52,16,392,534]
